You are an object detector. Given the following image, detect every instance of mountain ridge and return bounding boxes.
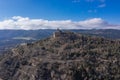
[0,30,120,80]
[0,29,120,52]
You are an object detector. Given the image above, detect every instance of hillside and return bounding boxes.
[0,30,120,80]
[0,29,120,51]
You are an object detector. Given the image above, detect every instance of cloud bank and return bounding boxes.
[0,16,119,30]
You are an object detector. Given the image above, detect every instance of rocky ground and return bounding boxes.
[0,31,120,80]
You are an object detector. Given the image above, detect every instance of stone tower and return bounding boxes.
[53,28,63,38]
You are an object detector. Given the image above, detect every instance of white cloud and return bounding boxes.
[0,16,119,30]
[98,3,106,8]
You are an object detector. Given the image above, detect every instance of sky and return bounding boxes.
[0,0,120,29]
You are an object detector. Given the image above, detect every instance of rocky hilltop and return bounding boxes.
[0,30,120,80]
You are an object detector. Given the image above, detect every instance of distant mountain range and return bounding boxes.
[0,30,120,80]
[0,29,120,52]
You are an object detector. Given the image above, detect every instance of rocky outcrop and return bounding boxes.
[0,31,120,80]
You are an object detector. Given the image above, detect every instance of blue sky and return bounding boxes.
[0,0,120,29]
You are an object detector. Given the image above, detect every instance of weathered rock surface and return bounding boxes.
[0,31,120,80]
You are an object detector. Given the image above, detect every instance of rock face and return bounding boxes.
[0,31,120,80]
